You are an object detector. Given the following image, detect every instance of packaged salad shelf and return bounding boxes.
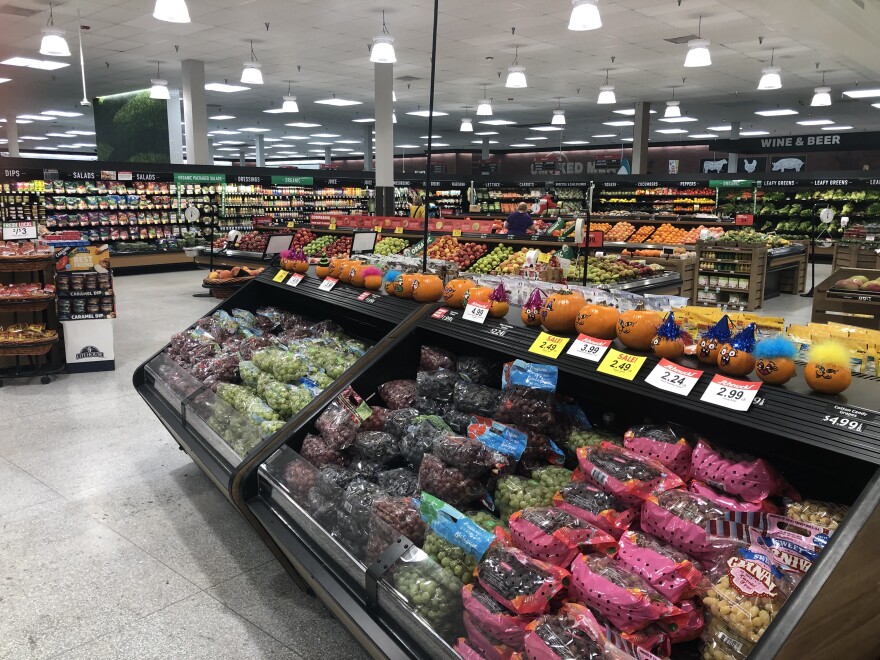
[135,269,880,660]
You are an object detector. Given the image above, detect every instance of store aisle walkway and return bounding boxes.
[0,270,368,660]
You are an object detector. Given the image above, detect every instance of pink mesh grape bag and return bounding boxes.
[616,531,707,603]
[576,442,684,507]
[690,439,798,504]
[689,480,780,514]
[522,603,632,660]
[569,554,682,634]
[553,479,638,539]
[640,489,733,565]
[508,507,617,567]
[463,612,518,660]
[623,423,697,481]
[461,583,532,648]
[476,546,571,616]
[657,598,705,643]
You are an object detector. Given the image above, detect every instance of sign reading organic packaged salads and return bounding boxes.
[173,173,226,184]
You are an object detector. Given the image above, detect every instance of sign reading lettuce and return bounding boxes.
[174,173,225,184]
[271,175,314,185]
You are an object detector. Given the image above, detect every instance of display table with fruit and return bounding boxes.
[812,268,880,330]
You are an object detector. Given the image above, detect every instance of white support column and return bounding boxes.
[180,59,210,165]
[239,152,245,166]
[632,101,650,175]
[167,88,184,164]
[6,113,19,158]
[324,146,331,165]
[207,136,214,163]
[482,138,490,161]
[255,134,265,167]
[728,121,741,174]
[374,61,394,214]
[363,124,373,171]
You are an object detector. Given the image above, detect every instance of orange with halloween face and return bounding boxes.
[717,344,756,376]
[755,357,796,385]
[697,336,722,364]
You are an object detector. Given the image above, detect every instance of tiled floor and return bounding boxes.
[1,267,822,659]
[0,270,368,660]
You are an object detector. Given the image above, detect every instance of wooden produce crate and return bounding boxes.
[832,243,880,271]
[637,255,697,302]
[812,267,880,330]
[695,242,767,311]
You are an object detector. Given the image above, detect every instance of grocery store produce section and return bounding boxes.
[135,261,880,660]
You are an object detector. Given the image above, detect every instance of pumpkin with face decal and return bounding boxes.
[650,311,685,360]
[805,342,852,395]
[697,315,733,365]
[521,289,545,327]
[754,335,798,385]
[717,323,757,377]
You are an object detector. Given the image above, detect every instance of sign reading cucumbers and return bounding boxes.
[174,173,226,184]
[271,175,314,186]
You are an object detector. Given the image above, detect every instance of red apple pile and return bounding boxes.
[291,228,317,251]
[426,236,488,269]
[325,236,353,258]
[236,231,268,252]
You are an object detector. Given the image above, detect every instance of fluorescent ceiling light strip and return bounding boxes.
[315,98,362,106]
[754,109,798,117]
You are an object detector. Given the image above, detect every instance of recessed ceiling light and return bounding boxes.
[612,108,657,115]
[332,147,354,151]
[591,133,617,138]
[474,131,499,136]
[822,125,854,131]
[286,122,321,128]
[216,147,241,152]
[406,110,449,117]
[66,130,95,135]
[797,119,834,126]
[420,135,442,139]
[41,110,83,118]
[562,140,591,145]
[740,130,769,136]
[14,119,32,124]
[205,82,250,93]
[308,141,333,145]
[74,142,97,147]
[529,126,564,132]
[479,119,516,126]
[34,146,58,150]
[217,141,245,145]
[689,133,719,138]
[18,114,54,121]
[19,136,48,140]
[239,127,270,132]
[427,142,450,147]
[658,116,698,123]
[707,125,731,131]
[263,138,283,142]
[335,139,361,144]
[57,143,86,148]
[351,151,364,155]
[352,117,375,123]
[621,137,634,142]
[0,78,10,84]
[471,140,498,144]
[315,98,362,106]
[311,133,340,138]
[509,143,534,147]
[45,132,71,137]
[843,88,880,99]
[754,109,798,117]
[872,103,880,110]
[1,57,69,71]
[524,136,548,140]
[211,130,241,135]
[655,128,688,134]
[281,135,309,140]
[263,108,287,114]
[396,144,421,148]
[603,120,633,127]
[209,114,236,120]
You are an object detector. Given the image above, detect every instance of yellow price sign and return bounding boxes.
[394,226,404,234]
[328,223,337,231]
[528,332,569,359]
[272,269,289,283]
[597,350,646,381]
[452,229,462,237]
[537,252,551,264]
[374,226,382,233]
[287,221,296,228]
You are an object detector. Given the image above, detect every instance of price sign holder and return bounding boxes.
[272,269,289,283]
[2,221,37,240]
[566,334,611,363]
[462,301,490,324]
[596,350,646,380]
[319,277,339,292]
[328,223,337,231]
[394,226,404,234]
[644,359,703,397]
[820,403,879,435]
[452,229,462,237]
[700,374,761,411]
[431,307,450,320]
[528,332,569,359]
[286,273,305,287]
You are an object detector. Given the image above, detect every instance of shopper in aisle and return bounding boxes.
[410,195,426,219]
[505,202,534,234]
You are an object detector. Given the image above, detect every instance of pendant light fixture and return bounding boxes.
[665,86,681,118]
[149,62,170,100]
[597,67,615,104]
[811,67,831,107]
[241,40,263,85]
[551,99,565,125]
[154,0,190,23]
[40,4,71,58]
[684,16,711,68]
[370,11,396,63]
[758,48,781,90]
[506,45,527,88]
[460,107,474,132]
[476,85,493,116]
[568,0,602,31]
[282,83,299,112]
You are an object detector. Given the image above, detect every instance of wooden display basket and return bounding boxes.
[202,274,257,299]
[832,242,880,271]
[812,267,880,330]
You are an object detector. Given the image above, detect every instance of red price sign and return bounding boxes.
[735,214,754,226]
[587,230,604,248]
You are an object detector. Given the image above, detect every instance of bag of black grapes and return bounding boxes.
[498,360,559,434]
[314,387,373,450]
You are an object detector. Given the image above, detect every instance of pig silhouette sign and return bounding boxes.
[771,156,806,172]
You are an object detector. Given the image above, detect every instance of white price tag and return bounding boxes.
[318,277,338,292]
[286,273,304,287]
[644,359,703,397]
[700,374,761,412]
[462,300,490,324]
[2,221,37,240]
[566,334,611,362]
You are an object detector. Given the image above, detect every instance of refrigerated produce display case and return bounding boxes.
[136,266,880,660]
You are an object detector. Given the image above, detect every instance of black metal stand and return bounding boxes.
[420,0,440,274]
[193,231,218,298]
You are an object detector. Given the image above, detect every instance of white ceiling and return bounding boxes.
[1,0,880,159]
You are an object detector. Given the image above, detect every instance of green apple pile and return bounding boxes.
[303,235,336,256]
[375,236,409,256]
[470,244,514,274]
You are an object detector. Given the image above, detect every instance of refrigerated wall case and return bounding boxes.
[134,267,880,660]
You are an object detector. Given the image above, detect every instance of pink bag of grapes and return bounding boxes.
[569,554,682,634]
[463,612,518,660]
[623,423,697,481]
[690,439,798,504]
[640,489,733,565]
[657,598,705,643]
[508,507,617,567]
[461,583,532,649]
[522,603,637,660]
[689,480,780,514]
[553,478,638,539]
[616,531,707,603]
[576,442,684,507]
